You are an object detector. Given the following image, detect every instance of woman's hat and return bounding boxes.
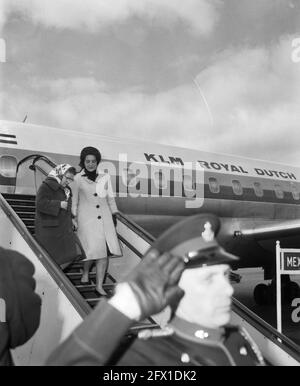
[80,147,101,166]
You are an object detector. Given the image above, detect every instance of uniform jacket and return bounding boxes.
[0,248,41,366]
[117,317,265,366]
[71,170,121,260]
[35,177,82,265]
[46,304,264,366]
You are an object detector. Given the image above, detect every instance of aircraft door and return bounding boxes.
[31,159,54,192]
[0,155,17,194]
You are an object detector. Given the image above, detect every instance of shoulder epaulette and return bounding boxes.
[138,326,174,340]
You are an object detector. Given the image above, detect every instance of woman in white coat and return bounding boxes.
[72,147,121,295]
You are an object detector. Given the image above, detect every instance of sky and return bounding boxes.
[0,0,300,165]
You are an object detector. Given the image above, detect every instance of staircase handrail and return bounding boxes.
[16,154,56,173]
[0,192,91,318]
[232,297,300,362]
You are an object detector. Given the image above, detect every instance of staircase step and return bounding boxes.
[6,200,36,207]
[75,283,115,292]
[9,205,36,212]
[86,298,102,307]
[17,212,35,219]
[68,263,84,270]
[66,272,96,279]
[22,219,35,226]
[3,193,35,201]
[75,284,96,291]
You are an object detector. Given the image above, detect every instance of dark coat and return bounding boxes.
[0,248,41,366]
[35,177,82,265]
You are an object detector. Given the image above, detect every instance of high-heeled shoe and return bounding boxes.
[95,287,107,296]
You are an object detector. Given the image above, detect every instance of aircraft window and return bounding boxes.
[183,175,196,192]
[291,183,300,200]
[0,155,17,194]
[208,177,220,194]
[154,170,167,189]
[232,180,243,196]
[274,184,284,199]
[253,182,263,197]
[122,168,137,188]
[0,155,17,177]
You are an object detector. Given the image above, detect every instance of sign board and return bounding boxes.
[282,252,300,272]
[276,242,300,333]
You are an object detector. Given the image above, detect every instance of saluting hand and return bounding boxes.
[124,248,185,320]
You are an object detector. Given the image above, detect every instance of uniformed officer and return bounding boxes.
[46,248,185,366]
[47,214,265,366]
[116,214,265,366]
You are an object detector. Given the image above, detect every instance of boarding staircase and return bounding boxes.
[0,154,163,366]
[3,193,115,307]
[3,194,36,236]
[2,154,158,313]
[0,188,161,365]
[2,192,157,320]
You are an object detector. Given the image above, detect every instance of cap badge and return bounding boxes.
[201,222,214,242]
[195,330,209,339]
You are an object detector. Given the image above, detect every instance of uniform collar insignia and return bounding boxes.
[170,316,224,344]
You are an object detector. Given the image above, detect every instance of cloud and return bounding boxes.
[2,35,300,165]
[0,0,8,31]
[2,76,211,147]
[194,36,300,164]
[1,0,220,36]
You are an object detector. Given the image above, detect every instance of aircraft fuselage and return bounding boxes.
[1,120,300,273]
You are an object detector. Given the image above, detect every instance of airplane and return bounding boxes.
[1,119,300,305]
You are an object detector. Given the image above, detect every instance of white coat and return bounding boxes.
[72,170,122,260]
